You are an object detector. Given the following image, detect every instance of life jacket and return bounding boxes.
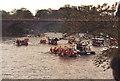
[74,40,77,43]
[44,40,46,42]
[69,41,72,44]
[24,38,29,41]
[61,48,65,54]
[23,40,25,42]
[51,41,54,44]
[54,47,57,51]
[66,49,70,55]
[17,40,20,42]
[57,47,60,51]
[70,49,74,53]
[62,48,64,52]
[16,40,20,43]
[40,40,43,43]
[24,39,27,43]
[54,41,57,44]
[50,47,52,52]
[50,47,52,50]
[24,38,28,42]
[59,46,61,50]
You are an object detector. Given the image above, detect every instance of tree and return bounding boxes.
[62,3,118,35]
[35,9,50,18]
[12,8,33,18]
[116,2,120,17]
[2,10,11,18]
[92,2,119,71]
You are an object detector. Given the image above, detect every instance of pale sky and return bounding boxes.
[0,0,120,15]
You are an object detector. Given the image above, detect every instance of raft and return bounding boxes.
[16,41,28,46]
[77,51,95,55]
[59,54,77,57]
[16,38,29,46]
[40,40,46,44]
[48,40,57,45]
[69,54,77,57]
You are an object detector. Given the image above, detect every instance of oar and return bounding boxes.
[44,51,52,54]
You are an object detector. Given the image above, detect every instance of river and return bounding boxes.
[2,37,113,79]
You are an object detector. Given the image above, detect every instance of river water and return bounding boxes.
[2,37,113,79]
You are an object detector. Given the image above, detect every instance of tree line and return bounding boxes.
[1,2,119,19]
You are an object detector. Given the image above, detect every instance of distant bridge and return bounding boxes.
[2,18,119,21]
[2,18,66,36]
[2,18,119,36]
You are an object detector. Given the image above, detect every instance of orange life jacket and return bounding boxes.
[66,50,70,55]
[70,49,74,53]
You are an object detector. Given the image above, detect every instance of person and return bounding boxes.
[61,48,65,56]
[16,39,20,46]
[24,38,28,43]
[44,39,46,43]
[70,49,74,54]
[40,40,43,43]
[51,40,54,45]
[60,46,61,49]
[110,54,120,81]
[69,40,72,44]
[53,47,57,52]
[50,47,52,52]
[54,41,57,45]
[57,47,60,52]
[74,40,77,44]
[24,38,29,41]
[66,49,70,56]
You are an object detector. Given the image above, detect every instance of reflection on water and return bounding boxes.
[2,37,113,79]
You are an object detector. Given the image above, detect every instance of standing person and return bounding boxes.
[110,54,120,81]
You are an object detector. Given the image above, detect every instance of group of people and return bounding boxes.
[48,40,57,45]
[40,36,47,44]
[50,46,80,57]
[40,37,58,45]
[48,37,58,45]
[40,39,46,44]
[16,38,29,46]
[68,39,77,44]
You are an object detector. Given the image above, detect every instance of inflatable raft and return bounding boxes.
[77,51,95,55]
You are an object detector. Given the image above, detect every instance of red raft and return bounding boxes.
[16,38,29,46]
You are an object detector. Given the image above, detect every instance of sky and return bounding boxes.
[0,0,120,15]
